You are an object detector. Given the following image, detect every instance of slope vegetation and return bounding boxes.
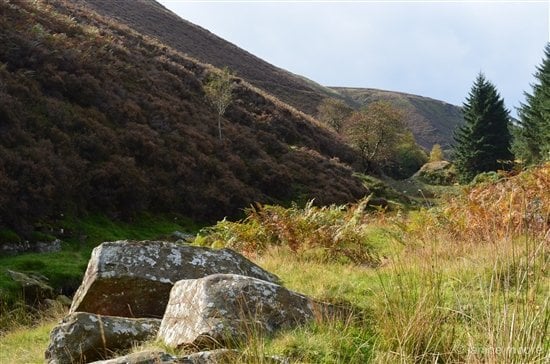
[0,0,366,236]
[76,0,341,115]
[334,87,464,150]
[76,0,464,149]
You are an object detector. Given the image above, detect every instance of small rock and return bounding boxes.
[6,270,54,305]
[55,294,73,307]
[34,238,62,253]
[171,231,195,242]
[0,241,31,256]
[45,312,160,364]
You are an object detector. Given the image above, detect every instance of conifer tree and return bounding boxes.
[515,44,550,164]
[453,73,513,182]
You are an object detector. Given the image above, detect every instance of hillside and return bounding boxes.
[333,87,464,150]
[0,0,367,236]
[75,0,463,149]
[75,0,342,116]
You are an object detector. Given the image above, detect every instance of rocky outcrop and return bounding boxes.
[46,240,315,363]
[6,270,54,305]
[158,274,322,349]
[45,312,160,364]
[0,239,62,256]
[70,241,279,318]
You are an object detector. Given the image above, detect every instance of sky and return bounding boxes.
[157,0,549,116]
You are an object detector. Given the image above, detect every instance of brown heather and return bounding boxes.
[0,0,366,236]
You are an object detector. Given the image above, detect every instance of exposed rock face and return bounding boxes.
[158,274,321,349]
[6,270,54,305]
[45,312,160,364]
[70,241,279,318]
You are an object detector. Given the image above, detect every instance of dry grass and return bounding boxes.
[2,166,548,363]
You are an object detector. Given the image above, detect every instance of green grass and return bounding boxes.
[0,320,57,364]
[0,213,203,331]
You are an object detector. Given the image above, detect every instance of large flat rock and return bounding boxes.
[45,312,160,364]
[158,274,322,349]
[70,240,278,318]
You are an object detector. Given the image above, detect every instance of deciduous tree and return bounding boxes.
[429,143,444,162]
[317,98,353,133]
[204,68,234,140]
[344,101,405,172]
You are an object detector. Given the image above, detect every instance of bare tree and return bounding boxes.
[204,68,233,140]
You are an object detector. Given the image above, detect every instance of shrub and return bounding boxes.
[444,163,549,242]
[0,229,21,245]
[415,160,457,185]
[195,199,380,266]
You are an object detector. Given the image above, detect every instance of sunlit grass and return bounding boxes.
[2,165,548,363]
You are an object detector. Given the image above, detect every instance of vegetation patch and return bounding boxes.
[196,199,380,266]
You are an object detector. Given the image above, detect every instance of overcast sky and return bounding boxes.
[157,0,549,116]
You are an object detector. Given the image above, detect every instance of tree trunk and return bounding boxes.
[217,114,222,141]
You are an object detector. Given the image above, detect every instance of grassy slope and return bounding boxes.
[333,87,464,150]
[1,165,549,362]
[0,321,57,364]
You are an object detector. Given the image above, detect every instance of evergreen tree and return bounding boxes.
[453,73,513,182]
[515,43,550,164]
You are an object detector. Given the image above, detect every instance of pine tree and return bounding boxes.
[453,73,513,182]
[515,43,550,164]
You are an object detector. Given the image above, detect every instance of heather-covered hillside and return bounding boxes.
[76,0,342,116]
[76,0,464,150]
[0,0,366,236]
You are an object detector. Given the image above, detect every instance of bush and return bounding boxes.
[0,229,21,245]
[195,199,380,266]
[415,161,457,185]
[471,170,502,185]
[444,163,549,242]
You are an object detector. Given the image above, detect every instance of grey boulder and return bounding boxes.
[89,349,287,364]
[45,312,160,364]
[70,240,278,318]
[158,274,323,349]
